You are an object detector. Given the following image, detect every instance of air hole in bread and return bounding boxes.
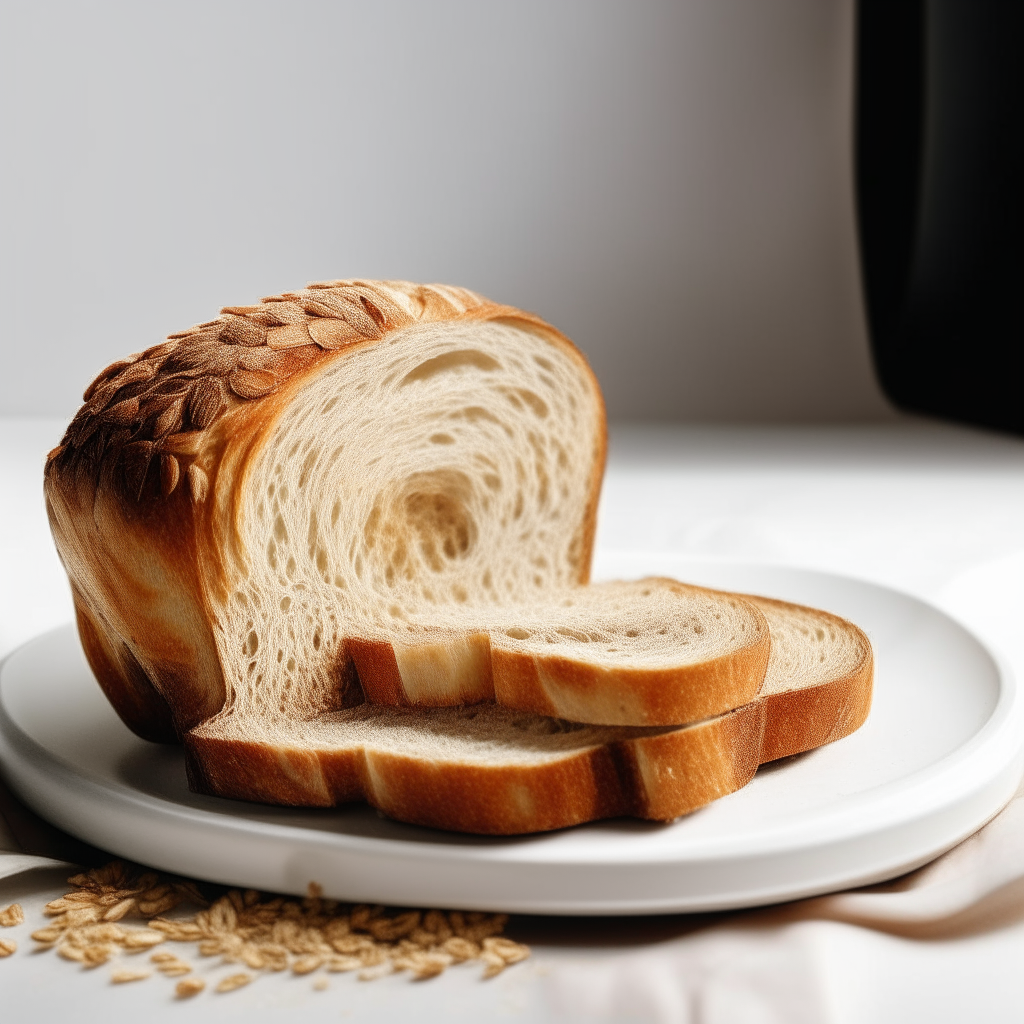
[506,627,531,640]
[429,434,455,445]
[298,451,318,489]
[556,627,592,642]
[516,390,548,418]
[280,596,291,612]
[625,629,639,637]
[400,349,501,385]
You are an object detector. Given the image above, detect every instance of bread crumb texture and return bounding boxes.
[8,861,528,995]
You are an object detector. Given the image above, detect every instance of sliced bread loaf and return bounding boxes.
[44,281,606,743]
[185,594,873,833]
[349,578,771,726]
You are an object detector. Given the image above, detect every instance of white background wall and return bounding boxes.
[0,0,892,422]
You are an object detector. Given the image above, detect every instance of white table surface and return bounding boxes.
[4,414,1024,1023]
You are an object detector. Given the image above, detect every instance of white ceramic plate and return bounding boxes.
[1,557,1022,915]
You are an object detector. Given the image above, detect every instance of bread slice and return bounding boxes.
[184,594,873,833]
[349,578,771,726]
[44,281,606,743]
[748,594,874,763]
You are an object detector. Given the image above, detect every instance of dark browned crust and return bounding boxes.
[74,594,177,744]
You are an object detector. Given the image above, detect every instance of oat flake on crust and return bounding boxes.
[45,281,485,501]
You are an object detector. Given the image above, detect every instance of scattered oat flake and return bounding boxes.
[481,953,507,979]
[176,977,206,998]
[111,967,151,983]
[216,972,252,993]
[0,938,16,957]
[152,955,192,977]
[26,861,531,994]
[313,977,329,991]
[0,903,24,927]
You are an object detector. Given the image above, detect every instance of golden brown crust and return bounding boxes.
[760,648,874,762]
[181,652,870,836]
[183,704,765,834]
[490,608,771,727]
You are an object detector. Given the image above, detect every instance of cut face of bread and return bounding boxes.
[44,282,605,742]
[185,595,872,834]
[349,578,771,726]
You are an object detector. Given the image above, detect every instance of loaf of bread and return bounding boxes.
[44,280,771,737]
[45,282,606,744]
[45,278,873,833]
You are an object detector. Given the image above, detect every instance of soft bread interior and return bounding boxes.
[213,318,603,724]
[483,579,763,669]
